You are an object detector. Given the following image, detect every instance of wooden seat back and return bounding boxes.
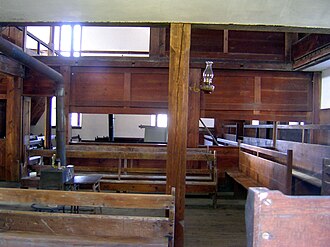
[0,188,175,245]
[246,187,330,247]
[239,143,292,194]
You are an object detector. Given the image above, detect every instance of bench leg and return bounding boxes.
[212,193,217,209]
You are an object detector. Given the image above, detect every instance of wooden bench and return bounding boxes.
[29,145,218,207]
[246,187,330,247]
[99,165,218,208]
[0,187,175,246]
[225,143,293,197]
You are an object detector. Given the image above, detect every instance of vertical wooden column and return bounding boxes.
[61,66,71,144]
[44,97,52,149]
[311,72,321,144]
[149,27,166,58]
[21,97,31,177]
[187,69,201,147]
[166,23,191,247]
[236,121,244,141]
[6,76,22,181]
[187,69,201,169]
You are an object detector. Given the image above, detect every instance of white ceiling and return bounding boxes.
[0,0,330,31]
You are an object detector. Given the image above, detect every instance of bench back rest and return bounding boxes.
[239,143,292,194]
[0,188,175,243]
[246,187,330,247]
[322,158,330,195]
[275,140,330,179]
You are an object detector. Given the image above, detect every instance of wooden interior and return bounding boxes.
[0,12,329,247]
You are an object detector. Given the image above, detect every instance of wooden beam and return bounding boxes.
[187,68,201,148]
[0,54,25,77]
[44,97,52,149]
[166,23,191,247]
[311,72,321,144]
[5,76,22,181]
[22,97,31,177]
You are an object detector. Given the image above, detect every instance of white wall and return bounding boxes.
[71,114,108,140]
[31,113,152,140]
[114,114,151,138]
[321,68,330,109]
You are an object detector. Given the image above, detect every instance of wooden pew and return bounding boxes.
[29,145,218,207]
[0,187,175,246]
[245,187,330,247]
[226,143,292,197]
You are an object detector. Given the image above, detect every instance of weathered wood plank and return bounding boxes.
[166,23,191,247]
[0,188,173,209]
[0,210,171,240]
[246,187,330,247]
[6,76,22,181]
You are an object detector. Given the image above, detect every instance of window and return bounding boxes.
[321,68,330,109]
[151,114,168,127]
[51,97,81,128]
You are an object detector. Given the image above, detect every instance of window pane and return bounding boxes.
[51,96,56,126]
[60,25,72,52]
[73,24,81,53]
[26,26,50,44]
[71,113,82,127]
[81,27,150,53]
[157,114,167,128]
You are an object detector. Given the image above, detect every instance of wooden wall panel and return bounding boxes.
[190,28,224,53]
[203,71,255,110]
[229,31,284,57]
[23,70,56,96]
[71,68,125,107]
[70,67,169,113]
[131,72,168,104]
[202,70,313,121]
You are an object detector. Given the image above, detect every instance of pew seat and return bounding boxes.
[225,143,293,197]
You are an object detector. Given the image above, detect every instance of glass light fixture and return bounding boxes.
[200,61,215,94]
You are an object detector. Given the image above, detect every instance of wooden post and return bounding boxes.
[187,69,201,169]
[44,97,52,149]
[311,72,321,144]
[61,66,71,144]
[22,97,31,177]
[166,23,191,247]
[6,76,22,181]
[272,121,278,149]
[236,121,244,142]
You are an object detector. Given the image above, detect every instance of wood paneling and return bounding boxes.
[0,139,6,180]
[131,73,168,103]
[70,67,169,113]
[246,187,330,247]
[292,34,330,60]
[71,68,125,107]
[6,76,22,181]
[23,69,56,96]
[202,70,313,121]
[276,140,330,179]
[229,31,284,58]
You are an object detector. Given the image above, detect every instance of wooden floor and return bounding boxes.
[0,182,246,247]
[185,197,246,247]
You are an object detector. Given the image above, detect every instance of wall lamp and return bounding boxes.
[200,61,215,94]
[190,61,215,94]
